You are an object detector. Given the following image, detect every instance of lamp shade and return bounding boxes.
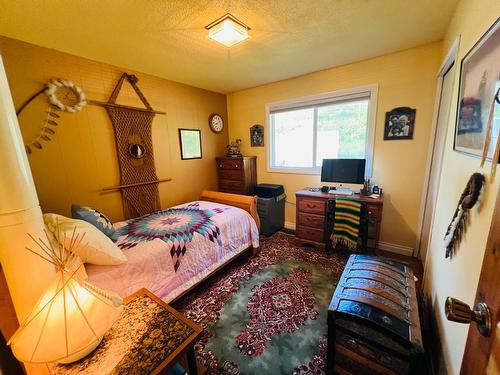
[8,267,123,364]
[206,14,249,47]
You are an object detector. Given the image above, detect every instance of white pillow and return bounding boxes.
[43,213,127,266]
[43,225,88,280]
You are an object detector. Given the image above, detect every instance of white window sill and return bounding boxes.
[267,167,320,175]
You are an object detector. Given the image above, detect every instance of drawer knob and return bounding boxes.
[380,355,393,365]
[346,338,357,349]
[382,315,393,325]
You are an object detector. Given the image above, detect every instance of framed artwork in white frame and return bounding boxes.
[178,129,202,160]
[454,18,500,161]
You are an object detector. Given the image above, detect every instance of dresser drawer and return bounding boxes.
[298,198,326,215]
[298,212,325,229]
[219,179,243,191]
[218,169,243,180]
[297,226,325,242]
[219,187,244,195]
[217,158,243,170]
[366,204,381,219]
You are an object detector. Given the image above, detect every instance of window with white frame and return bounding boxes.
[268,85,377,176]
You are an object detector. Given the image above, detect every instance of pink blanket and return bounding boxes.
[86,201,259,302]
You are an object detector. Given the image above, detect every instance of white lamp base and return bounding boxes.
[56,337,103,364]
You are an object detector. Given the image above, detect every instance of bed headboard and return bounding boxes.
[199,190,260,229]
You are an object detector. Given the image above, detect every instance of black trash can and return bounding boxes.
[255,184,285,236]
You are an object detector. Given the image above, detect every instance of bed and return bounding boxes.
[85,190,260,303]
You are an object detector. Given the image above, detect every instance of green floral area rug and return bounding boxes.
[175,232,348,374]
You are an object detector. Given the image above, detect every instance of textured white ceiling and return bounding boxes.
[0,0,459,93]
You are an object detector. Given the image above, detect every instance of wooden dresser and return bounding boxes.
[295,189,383,251]
[216,156,256,195]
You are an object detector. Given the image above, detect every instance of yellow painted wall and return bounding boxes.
[423,1,500,374]
[0,36,228,221]
[227,43,442,248]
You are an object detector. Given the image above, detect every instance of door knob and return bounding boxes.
[445,297,491,337]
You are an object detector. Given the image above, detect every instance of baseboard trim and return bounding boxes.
[283,223,412,256]
[378,241,414,256]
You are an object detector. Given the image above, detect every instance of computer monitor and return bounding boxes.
[320,159,366,188]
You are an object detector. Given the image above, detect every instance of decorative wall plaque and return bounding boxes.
[250,124,264,147]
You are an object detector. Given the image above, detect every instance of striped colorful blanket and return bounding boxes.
[331,199,362,250]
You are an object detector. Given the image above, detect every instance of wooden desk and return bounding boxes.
[32,289,202,375]
[295,189,384,251]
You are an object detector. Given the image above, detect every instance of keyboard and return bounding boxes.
[329,189,353,196]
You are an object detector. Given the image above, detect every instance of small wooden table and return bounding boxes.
[40,289,202,375]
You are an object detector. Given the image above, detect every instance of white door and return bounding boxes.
[418,62,455,262]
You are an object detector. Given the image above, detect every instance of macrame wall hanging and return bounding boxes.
[97,73,167,219]
[443,173,485,258]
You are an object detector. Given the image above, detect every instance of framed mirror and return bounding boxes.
[128,143,146,159]
[178,129,202,160]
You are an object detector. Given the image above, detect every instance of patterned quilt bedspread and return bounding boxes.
[86,201,259,303]
[115,202,229,271]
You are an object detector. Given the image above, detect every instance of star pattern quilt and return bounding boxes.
[86,200,260,303]
[115,202,227,270]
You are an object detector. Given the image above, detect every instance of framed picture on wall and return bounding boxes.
[454,18,500,160]
[250,124,264,147]
[178,129,202,160]
[383,107,416,140]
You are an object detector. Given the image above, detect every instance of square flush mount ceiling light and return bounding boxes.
[205,13,250,47]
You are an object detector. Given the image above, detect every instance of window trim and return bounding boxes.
[265,84,378,176]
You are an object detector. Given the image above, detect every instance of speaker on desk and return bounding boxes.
[326,199,335,223]
[325,199,335,252]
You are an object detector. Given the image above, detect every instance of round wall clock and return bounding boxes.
[209,113,224,133]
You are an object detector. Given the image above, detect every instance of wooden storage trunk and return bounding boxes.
[327,255,424,375]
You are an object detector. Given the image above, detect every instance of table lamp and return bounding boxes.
[7,231,123,364]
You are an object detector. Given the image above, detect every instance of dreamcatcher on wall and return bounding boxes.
[16,79,87,153]
[443,173,485,258]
